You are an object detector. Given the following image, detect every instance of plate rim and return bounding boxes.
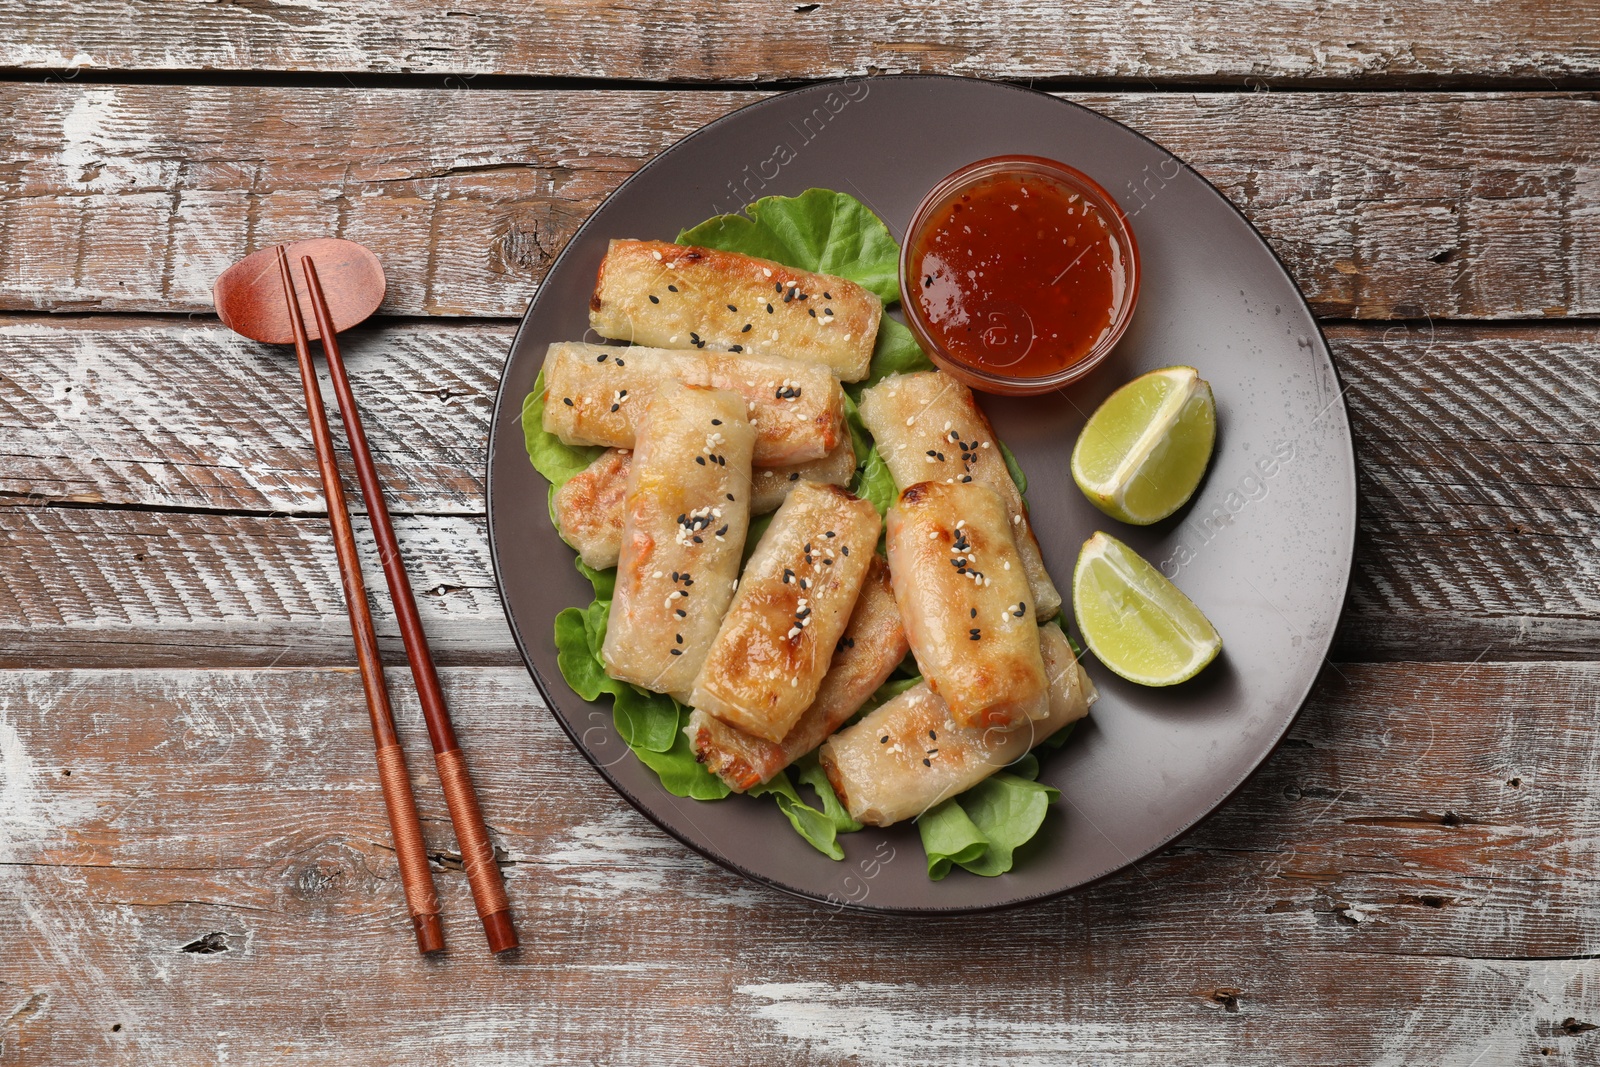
[485,73,1358,914]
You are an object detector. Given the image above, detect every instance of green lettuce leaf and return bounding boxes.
[749,771,848,860]
[919,753,1060,879]
[855,317,934,399]
[918,801,989,880]
[677,188,902,304]
[999,440,1029,497]
[795,754,862,834]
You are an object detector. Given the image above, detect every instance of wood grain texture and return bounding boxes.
[3,0,1598,84]
[4,317,1598,664]
[2,85,1597,320]
[2,663,1598,1066]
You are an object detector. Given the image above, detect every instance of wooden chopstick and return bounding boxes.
[275,247,446,955]
[300,255,519,955]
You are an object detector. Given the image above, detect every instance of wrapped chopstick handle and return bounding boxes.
[436,747,516,952]
[376,743,445,954]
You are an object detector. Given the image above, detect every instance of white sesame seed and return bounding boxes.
[651,250,663,261]
[762,267,772,277]
[1012,514,1022,525]
[1004,561,1011,570]
[981,441,991,449]
[653,571,664,579]
[943,421,951,431]
[905,416,915,426]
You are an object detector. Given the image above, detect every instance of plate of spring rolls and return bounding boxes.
[487,76,1356,911]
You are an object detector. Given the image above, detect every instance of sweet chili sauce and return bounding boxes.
[908,166,1131,382]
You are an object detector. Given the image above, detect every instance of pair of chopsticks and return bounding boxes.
[275,248,517,955]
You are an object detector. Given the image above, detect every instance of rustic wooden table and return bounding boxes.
[3,5,1599,1064]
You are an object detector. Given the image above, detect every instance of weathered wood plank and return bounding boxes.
[0,509,513,668]
[2,663,1597,1065]
[2,86,1597,320]
[4,0,1597,84]
[4,317,1598,664]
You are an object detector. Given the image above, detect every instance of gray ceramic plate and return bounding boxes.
[487,76,1356,913]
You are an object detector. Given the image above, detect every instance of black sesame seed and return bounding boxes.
[672,571,680,580]
[775,282,784,293]
[825,531,835,538]
[924,276,933,288]
[730,345,743,353]
[970,608,977,618]
[675,634,683,644]
[610,403,619,412]
[929,730,937,740]
[767,304,774,313]
[676,609,686,618]
[668,284,679,292]
[961,475,973,483]
[726,493,735,501]
[881,736,890,744]
[922,758,932,767]
[712,418,722,425]
[690,332,701,344]
[824,308,834,316]
[649,294,660,304]
[788,472,799,481]
[716,525,729,536]
[824,292,832,300]
[616,358,625,367]
[727,304,737,312]
[783,289,794,303]
[696,456,706,466]
[563,397,574,406]
[841,546,849,556]
[682,577,693,586]
[808,308,816,317]
[670,648,683,656]
[742,324,753,332]
[692,535,703,544]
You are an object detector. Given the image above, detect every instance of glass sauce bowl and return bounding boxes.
[900,155,1141,395]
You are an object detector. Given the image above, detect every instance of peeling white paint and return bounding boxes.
[736,981,1104,1064]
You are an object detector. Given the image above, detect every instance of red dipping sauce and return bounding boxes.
[902,156,1139,394]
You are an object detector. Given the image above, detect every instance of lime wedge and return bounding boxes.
[1072,532,1221,686]
[1072,366,1216,525]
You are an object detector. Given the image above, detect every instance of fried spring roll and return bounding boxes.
[751,438,858,514]
[819,626,1094,827]
[589,239,883,382]
[687,555,908,791]
[689,483,881,743]
[601,382,755,701]
[858,371,1062,619]
[553,439,857,571]
[551,447,631,570]
[541,341,845,466]
[886,480,1048,729]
